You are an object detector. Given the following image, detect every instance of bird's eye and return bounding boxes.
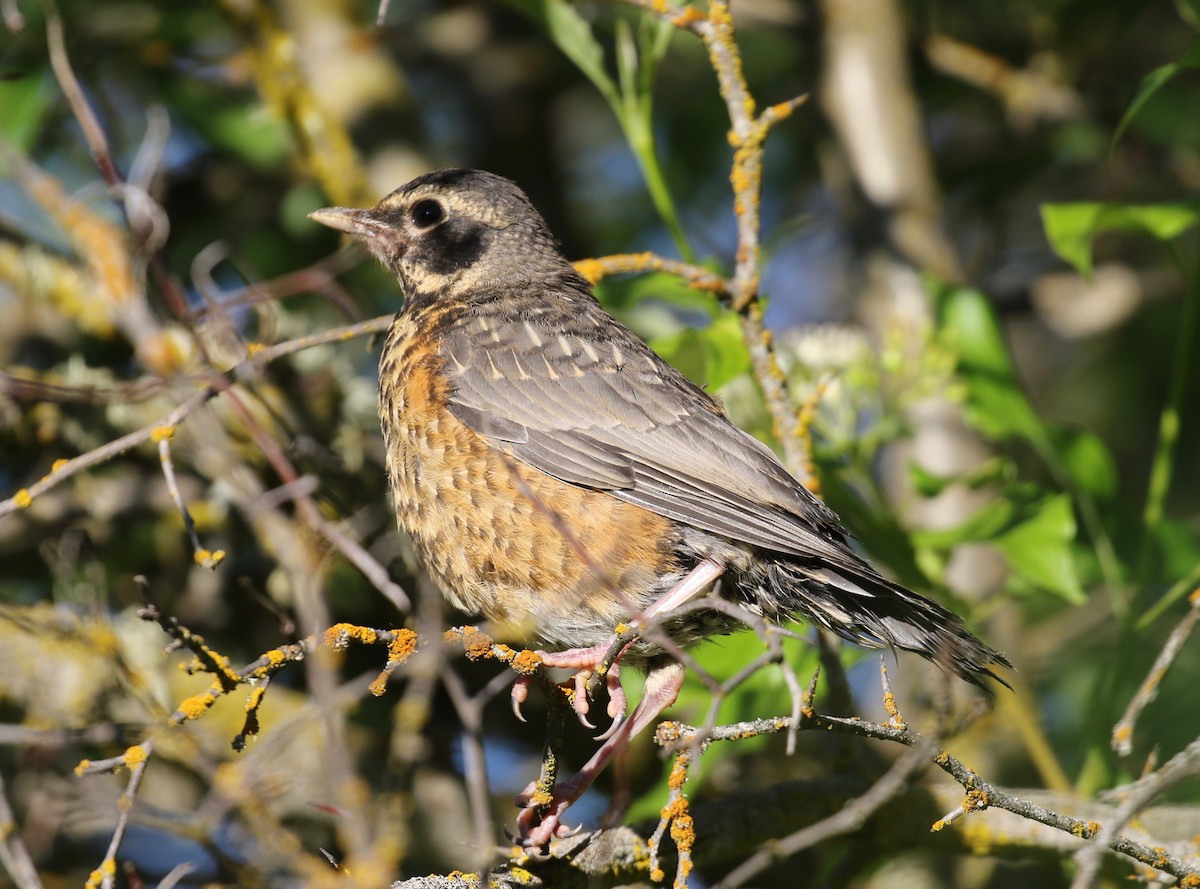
[410,199,444,229]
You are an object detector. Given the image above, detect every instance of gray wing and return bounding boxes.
[441,301,851,562]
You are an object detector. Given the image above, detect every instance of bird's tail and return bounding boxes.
[760,560,1013,690]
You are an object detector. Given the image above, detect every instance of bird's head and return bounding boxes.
[309,169,575,302]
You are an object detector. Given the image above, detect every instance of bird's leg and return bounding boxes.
[516,659,686,848]
[638,557,725,623]
[510,558,725,732]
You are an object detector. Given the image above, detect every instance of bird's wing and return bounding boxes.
[440,298,855,563]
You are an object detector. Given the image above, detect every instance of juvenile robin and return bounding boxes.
[309,169,1011,847]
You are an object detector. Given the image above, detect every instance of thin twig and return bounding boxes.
[0,769,42,889]
[1112,588,1200,756]
[92,742,153,889]
[1070,735,1200,889]
[715,741,934,888]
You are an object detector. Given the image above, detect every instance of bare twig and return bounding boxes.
[715,741,934,888]
[1112,588,1200,756]
[89,742,153,889]
[0,769,42,889]
[1070,735,1200,889]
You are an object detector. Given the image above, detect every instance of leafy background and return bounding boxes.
[1,0,1199,886]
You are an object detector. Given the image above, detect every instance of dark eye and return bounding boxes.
[410,199,444,228]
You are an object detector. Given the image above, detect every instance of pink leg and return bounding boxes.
[509,558,725,733]
[640,557,725,621]
[516,659,687,848]
[511,645,627,731]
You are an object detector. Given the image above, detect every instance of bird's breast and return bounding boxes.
[378,313,684,649]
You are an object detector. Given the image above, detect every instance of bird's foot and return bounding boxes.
[514,777,586,850]
[510,643,628,738]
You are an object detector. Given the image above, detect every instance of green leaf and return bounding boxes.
[700,311,751,390]
[937,286,1016,377]
[1113,39,1200,152]
[646,311,750,391]
[907,457,1013,497]
[910,498,1020,550]
[1040,200,1200,277]
[0,74,55,152]
[205,105,291,169]
[937,287,1044,442]
[1055,428,1118,501]
[504,0,618,107]
[994,494,1085,604]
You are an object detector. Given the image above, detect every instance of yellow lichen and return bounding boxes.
[176,691,216,721]
[13,489,32,509]
[123,744,149,768]
[572,258,606,283]
[150,425,176,443]
[84,859,116,889]
[194,548,227,568]
[245,686,267,712]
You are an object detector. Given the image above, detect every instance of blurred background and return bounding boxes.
[1,0,1199,886]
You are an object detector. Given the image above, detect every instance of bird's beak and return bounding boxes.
[308,206,389,239]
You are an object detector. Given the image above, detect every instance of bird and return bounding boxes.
[309,169,1012,848]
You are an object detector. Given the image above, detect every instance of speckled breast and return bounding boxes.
[376,306,688,652]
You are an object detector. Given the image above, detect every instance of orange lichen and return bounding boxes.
[324,622,377,648]
[672,5,704,27]
[387,628,418,665]
[460,626,494,660]
[511,648,542,675]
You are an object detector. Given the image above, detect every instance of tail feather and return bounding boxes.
[762,561,1013,691]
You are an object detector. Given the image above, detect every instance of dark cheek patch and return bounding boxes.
[421,218,487,275]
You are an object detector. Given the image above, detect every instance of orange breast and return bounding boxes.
[379,312,680,649]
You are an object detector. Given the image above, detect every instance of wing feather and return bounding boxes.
[442,299,849,561]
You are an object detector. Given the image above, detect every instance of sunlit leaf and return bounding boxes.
[1040,200,1200,277]
[994,494,1086,604]
[937,288,1043,441]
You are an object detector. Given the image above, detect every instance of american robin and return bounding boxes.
[309,169,1011,847]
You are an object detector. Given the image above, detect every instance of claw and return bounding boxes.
[511,676,531,723]
[592,662,627,739]
[593,710,625,741]
[572,671,596,728]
